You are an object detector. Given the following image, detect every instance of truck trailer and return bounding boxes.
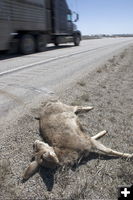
[0,0,81,54]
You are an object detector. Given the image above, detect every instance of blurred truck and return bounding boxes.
[0,0,81,54]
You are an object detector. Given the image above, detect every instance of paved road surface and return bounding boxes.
[0,38,133,115]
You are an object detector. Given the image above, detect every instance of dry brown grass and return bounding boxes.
[0,159,18,199]
[0,48,133,199]
[77,80,86,87]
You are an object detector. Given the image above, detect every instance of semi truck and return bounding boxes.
[0,0,81,54]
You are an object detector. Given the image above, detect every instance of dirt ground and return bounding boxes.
[0,46,133,200]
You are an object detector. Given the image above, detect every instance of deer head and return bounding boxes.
[23,140,59,180]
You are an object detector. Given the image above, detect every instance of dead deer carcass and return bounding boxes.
[23,101,133,180]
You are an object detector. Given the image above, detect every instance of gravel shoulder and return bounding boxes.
[0,46,133,199]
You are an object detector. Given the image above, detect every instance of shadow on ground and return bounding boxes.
[0,45,74,61]
[39,152,118,191]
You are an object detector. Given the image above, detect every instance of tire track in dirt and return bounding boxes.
[0,89,24,105]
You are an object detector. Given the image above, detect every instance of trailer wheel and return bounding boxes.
[20,34,35,54]
[74,35,80,46]
[9,38,19,54]
[36,35,47,52]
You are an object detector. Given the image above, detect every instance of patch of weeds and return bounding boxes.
[107,101,111,105]
[120,52,125,59]
[0,159,11,183]
[71,99,82,106]
[108,57,115,64]
[117,160,133,184]
[100,84,106,89]
[69,180,88,200]
[96,68,102,73]
[77,80,86,87]
[80,94,89,102]
[129,113,133,119]
[104,64,108,69]
[56,167,71,190]
[0,159,18,199]
[97,64,108,73]
[109,117,116,123]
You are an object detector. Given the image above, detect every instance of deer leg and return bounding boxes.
[23,161,39,181]
[74,106,93,113]
[91,138,133,158]
[91,130,107,140]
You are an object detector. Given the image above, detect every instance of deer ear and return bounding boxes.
[23,161,39,181]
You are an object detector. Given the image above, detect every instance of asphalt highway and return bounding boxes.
[0,38,133,115]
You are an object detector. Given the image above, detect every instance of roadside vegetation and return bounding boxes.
[0,47,133,199]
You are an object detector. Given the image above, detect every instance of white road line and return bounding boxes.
[0,46,104,77]
[0,39,131,77]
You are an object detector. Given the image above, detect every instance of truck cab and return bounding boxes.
[51,0,81,46]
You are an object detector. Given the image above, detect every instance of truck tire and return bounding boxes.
[20,34,35,54]
[36,35,47,52]
[74,35,80,46]
[9,38,19,54]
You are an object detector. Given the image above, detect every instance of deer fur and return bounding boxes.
[23,101,133,180]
